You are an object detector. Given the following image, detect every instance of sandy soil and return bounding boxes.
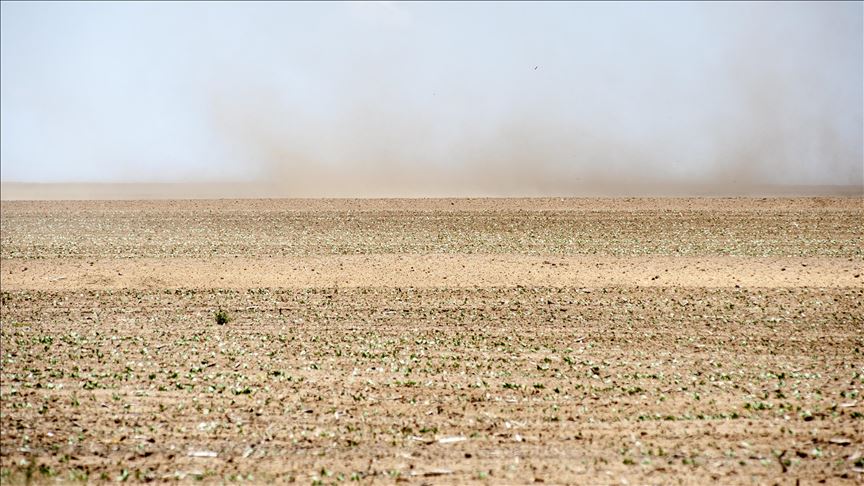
[1,198,862,484]
[2,255,861,290]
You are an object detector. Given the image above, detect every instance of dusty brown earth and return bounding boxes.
[1,197,862,484]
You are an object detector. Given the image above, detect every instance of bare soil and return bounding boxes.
[1,198,862,484]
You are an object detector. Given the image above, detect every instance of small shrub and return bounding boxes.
[214,309,231,325]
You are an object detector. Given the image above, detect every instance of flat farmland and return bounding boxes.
[1,198,862,484]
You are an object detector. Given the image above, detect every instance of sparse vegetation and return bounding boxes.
[214,309,231,325]
[0,198,861,482]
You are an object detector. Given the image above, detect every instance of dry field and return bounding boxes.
[1,197,862,484]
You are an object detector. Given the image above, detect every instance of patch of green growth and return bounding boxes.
[215,309,231,325]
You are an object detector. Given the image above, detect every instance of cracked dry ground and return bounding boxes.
[1,198,862,484]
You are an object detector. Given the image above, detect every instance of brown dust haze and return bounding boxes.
[1,2,862,199]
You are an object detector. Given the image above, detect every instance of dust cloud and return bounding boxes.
[198,3,862,198]
[1,1,862,198]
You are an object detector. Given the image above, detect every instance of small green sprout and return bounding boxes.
[214,309,231,325]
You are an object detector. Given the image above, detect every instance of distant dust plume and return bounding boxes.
[1,1,861,197]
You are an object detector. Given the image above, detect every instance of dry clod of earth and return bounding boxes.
[0,197,862,484]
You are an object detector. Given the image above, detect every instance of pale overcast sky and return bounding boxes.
[1,1,862,193]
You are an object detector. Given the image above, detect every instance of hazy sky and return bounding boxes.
[1,1,862,194]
